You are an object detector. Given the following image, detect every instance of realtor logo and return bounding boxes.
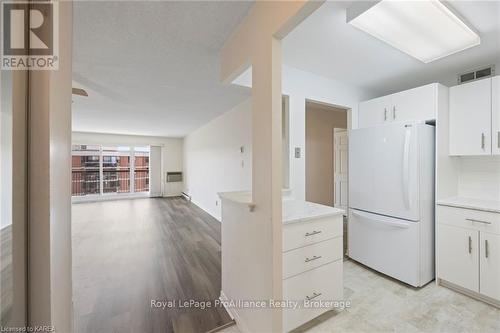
[1,1,58,70]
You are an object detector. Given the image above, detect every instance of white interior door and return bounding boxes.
[333,128,348,210]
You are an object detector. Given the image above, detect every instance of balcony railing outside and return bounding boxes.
[71,145,150,197]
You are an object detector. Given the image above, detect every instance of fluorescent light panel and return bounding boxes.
[348,0,480,63]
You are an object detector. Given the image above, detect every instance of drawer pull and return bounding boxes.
[485,240,489,258]
[468,236,472,254]
[466,218,492,225]
[305,230,322,237]
[481,133,485,149]
[305,292,322,301]
[304,255,322,263]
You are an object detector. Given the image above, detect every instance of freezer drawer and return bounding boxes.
[348,209,422,286]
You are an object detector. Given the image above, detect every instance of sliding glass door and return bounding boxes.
[71,145,150,199]
[71,145,101,196]
[133,146,149,193]
[102,146,131,194]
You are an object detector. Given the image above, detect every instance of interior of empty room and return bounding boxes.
[1,1,500,333]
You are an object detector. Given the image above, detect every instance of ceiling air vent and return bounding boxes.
[458,65,495,84]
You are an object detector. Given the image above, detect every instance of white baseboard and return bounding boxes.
[437,278,500,309]
[219,290,250,333]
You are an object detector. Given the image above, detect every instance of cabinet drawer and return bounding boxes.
[283,237,342,279]
[283,260,343,332]
[283,216,343,252]
[436,205,500,235]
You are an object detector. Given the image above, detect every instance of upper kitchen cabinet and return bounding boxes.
[449,77,495,156]
[358,83,438,128]
[492,76,500,155]
[358,96,391,128]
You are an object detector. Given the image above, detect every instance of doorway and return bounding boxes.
[305,100,350,256]
[305,100,349,207]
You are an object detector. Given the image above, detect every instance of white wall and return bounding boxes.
[72,132,184,196]
[183,65,375,220]
[458,156,500,201]
[183,99,252,220]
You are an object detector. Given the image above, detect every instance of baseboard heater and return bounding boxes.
[181,192,191,202]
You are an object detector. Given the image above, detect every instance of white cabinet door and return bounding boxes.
[480,232,500,301]
[358,96,391,128]
[391,84,436,123]
[449,78,492,155]
[437,224,479,292]
[492,76,500,155]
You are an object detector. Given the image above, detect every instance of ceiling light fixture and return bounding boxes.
[347,0,480,63]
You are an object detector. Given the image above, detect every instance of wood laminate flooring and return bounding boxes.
[72,197,231,333]
[1,225,13,325]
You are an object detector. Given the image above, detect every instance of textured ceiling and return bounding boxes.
[283,1,500,96]
[72,1,253,137]
[73,1,500,137]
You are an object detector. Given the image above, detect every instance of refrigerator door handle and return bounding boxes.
[403,128,411,210]
[352,210,411,229]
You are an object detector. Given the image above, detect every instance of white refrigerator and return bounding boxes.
[348,122,435,287]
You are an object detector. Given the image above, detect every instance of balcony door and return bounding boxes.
[72,145,150,200]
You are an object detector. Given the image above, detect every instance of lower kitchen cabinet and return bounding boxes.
[437,224,479,292]
[436,205,500,304]
[282,214,344,332]
[480,232,500,300]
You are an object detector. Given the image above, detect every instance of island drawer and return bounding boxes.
[283,237,342,279]
[283,260,343,332]
[283,215,343,252]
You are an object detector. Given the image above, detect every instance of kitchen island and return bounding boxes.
[218,191,344,332]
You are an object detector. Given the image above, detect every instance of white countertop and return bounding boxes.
[218,191,345,223]
[437,196,500,214]
[283,199,344,224]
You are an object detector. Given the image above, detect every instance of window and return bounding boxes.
[102,146,131,194]
[134,146,149,193]
[72,145,101,196]
[71,144,150,198]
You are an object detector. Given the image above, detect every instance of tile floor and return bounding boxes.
[221,259,500,333]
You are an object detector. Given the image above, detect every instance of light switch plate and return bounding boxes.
[294,147,301,158]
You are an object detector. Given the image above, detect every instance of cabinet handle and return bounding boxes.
[481,133,485,149]
[305,230,322,237]
[466,218,492,225]
[393,106,396,119]
[468,236,472,254]
[384,108,388,121]
[305,255,322,263]
[305,292,322,301]
[485,240,489,258]
[497,132,500,149]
